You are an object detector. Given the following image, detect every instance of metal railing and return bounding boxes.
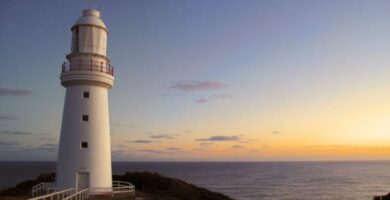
[32,182,55,197]
[61,59,114,76]
[112,181,135,195]
[89,181,135,196]
[62,188,89,200]
[29,180,134,199]
[28,188,74,200]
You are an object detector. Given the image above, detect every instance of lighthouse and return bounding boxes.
[56,9,114,194]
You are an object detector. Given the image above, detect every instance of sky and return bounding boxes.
[1,0,390,161]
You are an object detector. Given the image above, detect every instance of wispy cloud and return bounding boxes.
[149,134,176,140]
[192,147,208,151]
[0,114,18,121]
[112,123,135,128]
[130,140,154,144]
[170,80,228,92]
[211,94,232,99]
[114,144,130,149]
[199,142,213,147]
[232,145,245,149]
[194,93,233,104]
[34,136,57,142]
[166,147,182,151]
[0,131,33,135]
[166,147,185,153]
[0,88,33,97]
[194,98,208,104]
[195,135,240,142]
[139,149,165,154]
[138,148,184,154]
[0,141,19,146]
[273,131,281,135]
[237,139,258,144]
[42,144,58,148]
[20,144,58,153]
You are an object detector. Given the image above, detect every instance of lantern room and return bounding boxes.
[70,9,108,56]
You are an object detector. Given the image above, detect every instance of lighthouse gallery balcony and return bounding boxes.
[60,59,115,88]
[61,59,114,76]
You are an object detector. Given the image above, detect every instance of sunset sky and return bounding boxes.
[1,0,390,161]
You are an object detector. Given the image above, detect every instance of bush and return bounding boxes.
[0,173,55,196]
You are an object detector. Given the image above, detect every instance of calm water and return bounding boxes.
[0,161,389,200]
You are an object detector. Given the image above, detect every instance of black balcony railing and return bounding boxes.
[61,60,114,76]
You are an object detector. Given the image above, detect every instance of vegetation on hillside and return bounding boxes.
[113,172,234,200]
[374,193,390,200]
[0,172,234,200]
[0,173,55,196]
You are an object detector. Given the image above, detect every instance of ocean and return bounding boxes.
[0,161,389,200]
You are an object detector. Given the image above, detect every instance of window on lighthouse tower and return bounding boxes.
[83,91,90,98]
[81,142,88,149]
[82,115,89,122]
[71,27,79,53]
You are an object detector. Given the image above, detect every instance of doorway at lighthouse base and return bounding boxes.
[76,172,89,192]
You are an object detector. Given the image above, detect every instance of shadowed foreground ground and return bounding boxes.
[0,172,234,200]
[374,193,390,200]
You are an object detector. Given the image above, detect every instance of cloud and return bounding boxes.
[0,131,33,135]
[0,88,33,96]
[199,142,213,147]
[195,135,240,142]
[192,147,207,151]
[149,134,175,139]
[112,149,127,155]
[273,131,281,135]
[237,139,259,144]
[131,140,153,144]
[211,94,232,99]
[34,136,56,142]
[114,144,130,149]
[0,114,18,121]
[166,147,185,153]
[112,123,135,128]
[0,141,19,146]
[170,80,228,92]
[139,149,165,154]
[42,144,58,148]
[20,144,58,153]
[194,93,233,104]
[232,145,245,149]
[194,98,209,104]
[166,147,182,151]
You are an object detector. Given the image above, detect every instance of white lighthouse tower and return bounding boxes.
[56,9,114,194]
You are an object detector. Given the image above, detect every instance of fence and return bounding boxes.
[28,188,74,200]
[61,60,114,76]
[32,182,55,197]
[62,188,89,200]
[29,180,134,199]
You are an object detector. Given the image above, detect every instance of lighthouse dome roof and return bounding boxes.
[73,9,107,30]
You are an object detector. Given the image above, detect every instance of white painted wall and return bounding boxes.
[56,85,112,193]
